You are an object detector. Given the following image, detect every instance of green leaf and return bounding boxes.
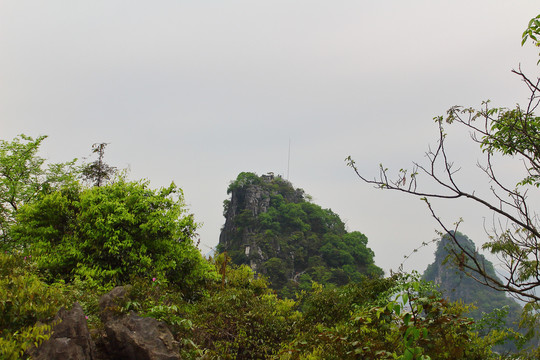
[402,293,409,305]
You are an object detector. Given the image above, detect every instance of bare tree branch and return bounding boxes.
[347,68,540,303]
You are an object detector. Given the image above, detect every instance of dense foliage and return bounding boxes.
[220,172,383,296]
[280,275,495,360]
[0,253,69,359]
[11,177,215,297]
[0,135,77,248]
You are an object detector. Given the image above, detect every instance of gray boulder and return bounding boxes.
[30,286,181,360]
[29,302,95,360]
[103,312,180,360]
[99,285,132,323]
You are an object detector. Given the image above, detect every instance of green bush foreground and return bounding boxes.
[2,250,534,359]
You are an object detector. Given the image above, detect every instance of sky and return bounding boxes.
[1,1,539,275]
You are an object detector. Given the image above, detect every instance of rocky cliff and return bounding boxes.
[220,172,279,271]
[423,232,521,314]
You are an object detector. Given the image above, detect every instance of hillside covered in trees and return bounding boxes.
[218,172,383,297]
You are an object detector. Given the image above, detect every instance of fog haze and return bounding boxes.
[2,1,539,274]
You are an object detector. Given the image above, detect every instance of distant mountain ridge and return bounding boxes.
[423,232,523,352]
[218,172,383,297]
[423,232,521,316]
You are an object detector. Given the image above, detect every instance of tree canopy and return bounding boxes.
[12,177,214,298]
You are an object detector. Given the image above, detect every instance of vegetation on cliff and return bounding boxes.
[218,171,383,297]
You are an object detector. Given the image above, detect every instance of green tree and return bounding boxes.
[81,142,116,187]
[0,135,47,247]
[282,275,496,360]
[11,176,215,298]
[264,257,289,288]
[0,135,77,249]
[192,262,299,359]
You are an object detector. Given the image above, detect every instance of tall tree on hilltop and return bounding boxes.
[81,143,116,187]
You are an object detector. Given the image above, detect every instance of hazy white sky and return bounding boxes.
[1,1,539,274]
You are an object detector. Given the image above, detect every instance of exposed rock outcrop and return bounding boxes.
[31,286,181,360]
[423,232,519,309]
[219,173,277,271]
[99,286,180,360]
[99,285,132,322]
[219,175,272,249]
[28,303,96,360]
[104,313,180,360]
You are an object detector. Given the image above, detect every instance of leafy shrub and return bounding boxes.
[281,275,496,360]
[12,177,216,298]
[0,253,68,359]
[299,276,398,327]
[192,263,300,359]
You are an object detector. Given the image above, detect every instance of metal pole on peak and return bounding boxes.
[287,138,291,181]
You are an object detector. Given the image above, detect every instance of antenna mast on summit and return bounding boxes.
[287,138,291,181]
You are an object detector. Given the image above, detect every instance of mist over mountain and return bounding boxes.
[423,232,521,315]
[423,232,525,352]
